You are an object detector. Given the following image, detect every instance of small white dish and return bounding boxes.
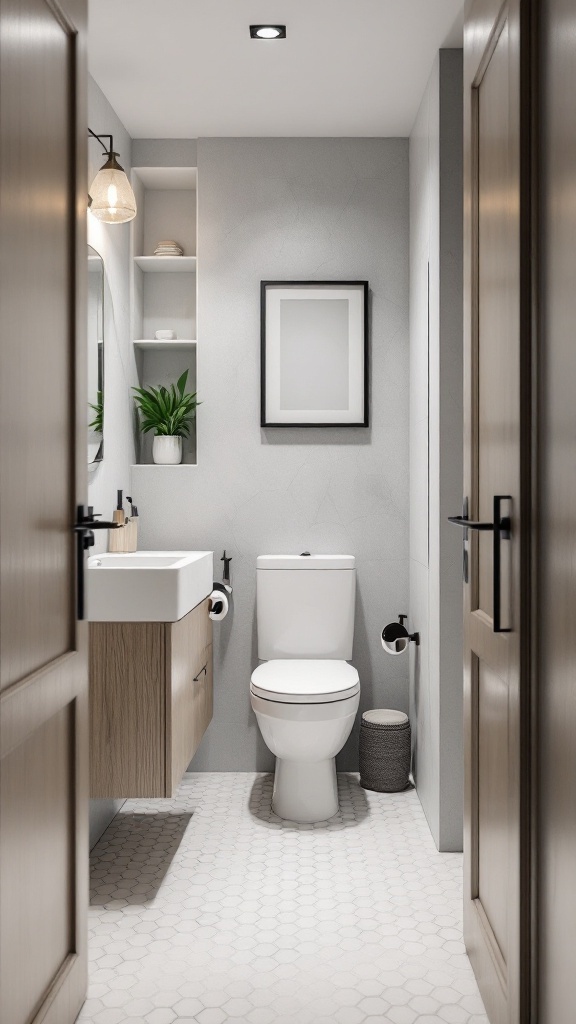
[154,330,176,340]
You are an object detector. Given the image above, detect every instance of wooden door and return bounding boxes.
[461,2,532,1022]
[0,1,88,1022]
[539,0,576,1020]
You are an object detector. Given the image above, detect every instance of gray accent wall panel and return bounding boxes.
[409,51,463,851]
[134,138,410,771]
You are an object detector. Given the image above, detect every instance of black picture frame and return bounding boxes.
[260,281,369,428]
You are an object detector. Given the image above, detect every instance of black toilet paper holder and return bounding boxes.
[212,580,232,596]
[213,549,233,597]
[382,614,420,648]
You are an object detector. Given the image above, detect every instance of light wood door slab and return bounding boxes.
[463,1,533,1021]
[0,0,89,1021]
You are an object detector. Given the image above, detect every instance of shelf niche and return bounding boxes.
[131,166,198,465]
[133,343,197,466]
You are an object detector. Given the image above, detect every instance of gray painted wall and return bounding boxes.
[131,138,197,168]
[133,138,410,771]
[409,51,463,851]
[87,75,136,847]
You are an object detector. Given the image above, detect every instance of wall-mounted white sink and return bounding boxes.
[86,550,213,622]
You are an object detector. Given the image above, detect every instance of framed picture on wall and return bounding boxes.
[260,281,369,427]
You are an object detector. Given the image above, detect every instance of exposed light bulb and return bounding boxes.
[89,152,136,225]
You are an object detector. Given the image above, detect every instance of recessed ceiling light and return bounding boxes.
[250,25,286,40]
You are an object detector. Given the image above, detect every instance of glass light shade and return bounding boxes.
[89,152,137,224]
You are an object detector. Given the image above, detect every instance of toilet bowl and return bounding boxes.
[251,553,359,823]
[251,659,360,822]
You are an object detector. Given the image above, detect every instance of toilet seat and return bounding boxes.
[250,659,360,704]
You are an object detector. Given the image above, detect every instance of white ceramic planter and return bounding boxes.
[152,435,182,465]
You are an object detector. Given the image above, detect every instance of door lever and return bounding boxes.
[450,498,471,583]
[448,496,512,633]
[73,505,122,620]
[447,515,494,530]
[73,514,123,532]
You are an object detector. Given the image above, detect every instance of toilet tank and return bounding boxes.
[257,555,356,660]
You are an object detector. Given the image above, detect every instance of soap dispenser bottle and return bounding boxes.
[108,490,127,552]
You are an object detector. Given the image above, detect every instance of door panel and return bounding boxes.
[477,17,518,621]
[473,16,518,983]
[1,707,75,1024]
[0,0,88,1021]
[463,1,531,1022]
[477,661,509,959]
[0,0,74,692]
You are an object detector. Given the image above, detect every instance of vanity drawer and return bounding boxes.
[166,598,213,793]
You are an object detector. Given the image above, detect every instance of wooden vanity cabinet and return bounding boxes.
[90,597,213,798]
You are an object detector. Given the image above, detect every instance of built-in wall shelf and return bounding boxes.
[134,256,197,274]
[133,339,196,352]
[131,160,198,466]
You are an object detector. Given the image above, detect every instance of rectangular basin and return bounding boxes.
[86,550,213,622]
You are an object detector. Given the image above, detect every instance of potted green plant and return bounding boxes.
[132,369,199,465]
[89,390,103,434]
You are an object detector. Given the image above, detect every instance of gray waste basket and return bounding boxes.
[359,709,411,792]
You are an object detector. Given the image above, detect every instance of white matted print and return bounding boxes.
[261,282,369,426]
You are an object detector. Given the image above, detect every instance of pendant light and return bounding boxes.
[88,129,137,224]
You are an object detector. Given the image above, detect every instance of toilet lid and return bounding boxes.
[251,659,360,704]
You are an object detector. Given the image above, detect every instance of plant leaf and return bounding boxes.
[176,369,188,399]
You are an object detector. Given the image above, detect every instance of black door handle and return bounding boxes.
[448,496,512,634]
[73,520,123,531]
[73,505,123,620]
[492,495,511,633]
[447,515,494,531]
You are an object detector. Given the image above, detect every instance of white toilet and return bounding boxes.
[250,554,360,823]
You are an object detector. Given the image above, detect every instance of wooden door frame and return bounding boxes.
[463,0,539,1020]
[523,4,540,1023]
[69,1,90,1016]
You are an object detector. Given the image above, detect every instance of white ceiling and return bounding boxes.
[88,0,465,139]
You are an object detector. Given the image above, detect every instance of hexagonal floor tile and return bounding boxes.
[76,773,488,1024]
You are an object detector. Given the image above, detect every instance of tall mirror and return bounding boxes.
[88,244,104,467]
